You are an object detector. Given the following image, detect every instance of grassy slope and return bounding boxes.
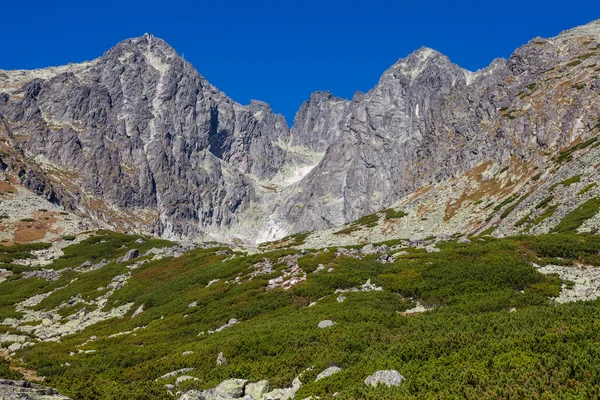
[1,232,600,399]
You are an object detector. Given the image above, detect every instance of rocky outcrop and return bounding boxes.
[1,20,600,244]
[0,379,70,399]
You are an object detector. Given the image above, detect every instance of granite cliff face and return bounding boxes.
[1,21,600,243]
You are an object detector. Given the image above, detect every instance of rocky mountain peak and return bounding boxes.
[1,19,600,244]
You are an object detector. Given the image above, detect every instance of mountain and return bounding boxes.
[1,21,600,245]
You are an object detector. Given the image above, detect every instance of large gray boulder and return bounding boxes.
[364,370,404,387]
[215,378,248,398]
[317,320,336,329]
[245,380,271,399]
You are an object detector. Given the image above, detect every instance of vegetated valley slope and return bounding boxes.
[1,20,600,245]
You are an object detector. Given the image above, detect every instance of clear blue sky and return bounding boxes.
[2,0,599,125]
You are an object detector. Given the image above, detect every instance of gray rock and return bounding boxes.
[245,380,271,399]
[457,237,471,244]
[7,342,21,352]
[216,351,227,366]
[364,370,404,387]
[118,249,139,263]
[425,245,440,253]
[0,379,70,399]
[315,366,342,382]
[215,378,248,398]
[1,21,600,244]
[156,368,194,381]
[178,390,203,400]
[318,320,336,329]
[361,244,376,254]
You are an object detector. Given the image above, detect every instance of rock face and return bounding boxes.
[2,21,600,243]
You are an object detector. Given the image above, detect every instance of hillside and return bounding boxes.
[1,230,600,399]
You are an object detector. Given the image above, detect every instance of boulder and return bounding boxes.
[215,378,248,398]
[245,380,271,399]
[178,390,202,400]
[318,320,336,329]
[315,366,342,381]
[425,245,440,253]
[7,342,21,352]
[118,249,139,263]
[364,370,404,387]
[216,351,227,366]
[361,244,376,254]
[457,237,471,244]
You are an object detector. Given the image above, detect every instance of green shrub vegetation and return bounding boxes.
[3,232,600,398]
[0,242,51,264]
[549,175,581,191]
[533,204,559,226]
[578,183,597,196]
[536,195,554,209]
[500,193,529,219]
[530,172,543,181]
[0,358,24,380]
[551,197,600,233]
[556,137,598,163]
[514,213,531,228]
[383,208,408,220]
